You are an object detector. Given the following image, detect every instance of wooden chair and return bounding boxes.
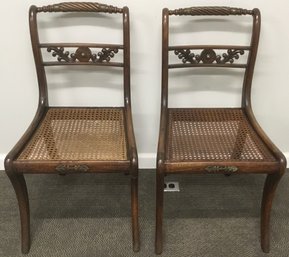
[5,2,139,254]
[155,6,286,254]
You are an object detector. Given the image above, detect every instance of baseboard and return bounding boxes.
[284,152,289,167]
[0,154,5,170]
[1,152,288,171]
[138,153,156,169]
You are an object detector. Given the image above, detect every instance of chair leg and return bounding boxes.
[131,176,140,252]
[155,171,164,254]
[261,172,283,253]
[6,172,30,254]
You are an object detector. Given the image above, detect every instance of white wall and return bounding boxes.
[1,0,289,169]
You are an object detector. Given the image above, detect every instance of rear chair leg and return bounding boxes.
[131,176,140,252]
[155,171,164,254]
[261,172,283,253]
[6,172,30,254]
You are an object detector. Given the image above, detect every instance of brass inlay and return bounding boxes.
[205,165,238,173]
[56,164,89,175]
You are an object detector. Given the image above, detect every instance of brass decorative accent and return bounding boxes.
[37,2,123,14]
[47,46,119,63]
[205,165,238,173]
[174,48,245,65]
[169,6,253,16]
[56,164,89,174]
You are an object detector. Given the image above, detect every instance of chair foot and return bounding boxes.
[155,172,164,254]
[131,177,140,252]
[6,172,30,254]
[261,172,283,253]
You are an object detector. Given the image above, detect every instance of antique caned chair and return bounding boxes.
[155,6,286,254]
[5,2,139,253]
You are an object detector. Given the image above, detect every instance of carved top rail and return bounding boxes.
[41,43,123,67]
[169,6,253,16]
[169,45,249,69]
[36,2,123,14]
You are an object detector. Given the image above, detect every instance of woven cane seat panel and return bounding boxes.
[166,108,276,162]
[18,108,127,161]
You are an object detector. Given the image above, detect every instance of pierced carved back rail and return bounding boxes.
[42,43,124,67]
[169,45,250,69]
[29,2,131,108]
[162,6,261,109]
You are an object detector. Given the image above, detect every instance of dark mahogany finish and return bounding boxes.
[155,6,286,254]
[5,2,139,253]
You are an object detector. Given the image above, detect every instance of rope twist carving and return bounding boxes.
[37,2,123,13]
[169,6,253,16]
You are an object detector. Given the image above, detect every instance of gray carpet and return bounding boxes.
[1,170,289,257]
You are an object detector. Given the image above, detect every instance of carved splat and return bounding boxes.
[174,48,245,65]
[95,48,119,62]
[47,47,70,62]
[47,46,119,63]
[219,49,245,64]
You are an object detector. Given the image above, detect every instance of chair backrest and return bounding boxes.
[162,6,261,110]
[29,2,130,107]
